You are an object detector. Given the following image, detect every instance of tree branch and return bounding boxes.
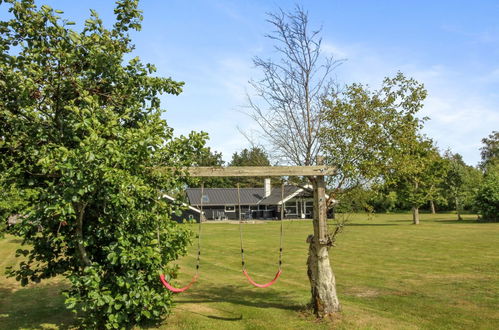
[76,201,92,266]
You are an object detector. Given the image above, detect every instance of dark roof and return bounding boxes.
[186,185,312,206]
[187,188,264,206]
[258,185,302,205]
[161,194,201,213]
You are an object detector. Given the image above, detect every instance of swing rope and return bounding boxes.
[238,182,284,288]
[159,183,204,293]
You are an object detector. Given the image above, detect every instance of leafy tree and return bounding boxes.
[320,73,428,215]
[320,72,441,223]
[370,189,400,213]
[474,132,499,221]
[441,151,482,219]
[230,147,271,167]
[464,167,485,209]
[0,0,205,328]
[191,146,229,188]
[426,154,452,215]
[479,131,499,171]
[0,178,36,237]
[229,147,272,187]
[474,168,499,222]
[333,186,376,214]
[198,147,225,167]
[391,138,446,224]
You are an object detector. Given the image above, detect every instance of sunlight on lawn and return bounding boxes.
[1,213,498,329]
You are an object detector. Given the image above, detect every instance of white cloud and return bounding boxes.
[159,53,259,161]
[322,41,349,59]
[162,37,498,167]
[215,57,253,105]
[322,40,498,166]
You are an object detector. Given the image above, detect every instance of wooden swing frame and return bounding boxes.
[157,163,335,292]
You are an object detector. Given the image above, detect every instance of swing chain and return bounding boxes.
[195,182,204,274]
[238,181,285,271]
[237,183,246,269]
[278,181,284,270]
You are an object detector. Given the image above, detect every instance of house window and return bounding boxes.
[225,205,236,212]
[286,204,297,215]
[305,201,313,215]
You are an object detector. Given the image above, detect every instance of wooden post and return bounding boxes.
[314,157,328,244]
[307,156,340,316]
[315,174,328,244]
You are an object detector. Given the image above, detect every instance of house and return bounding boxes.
[185,179,316,220]
[161,194,203,223]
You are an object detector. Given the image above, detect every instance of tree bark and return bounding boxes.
[76,202,92,266]
[455,197,462,220]
[430,200,436,214]
[307,176,340,317]
[307,236,340,316]
[412,206,420,225]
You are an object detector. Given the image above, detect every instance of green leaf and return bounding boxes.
[1,0,204,327]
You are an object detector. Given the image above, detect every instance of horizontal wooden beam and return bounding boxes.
[156,166,336,177]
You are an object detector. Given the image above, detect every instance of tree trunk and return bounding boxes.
[455,197,462,221]
[430,200,436,214]
[307,236,340,316]
[412,206,420,225]
[76,202,92,266]
[412,180,420,225]
[307,175,340,317]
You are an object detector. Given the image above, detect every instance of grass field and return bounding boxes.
[1,213,498,329]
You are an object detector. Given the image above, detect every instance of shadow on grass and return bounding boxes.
[177,284,304,312]
[0,283,74,329]
[386,219,418,223]
[346,223,400,227]
[433,219,486,224]
[206,314,244,321]
[178,309,244,321]
[7,238,23,244]
[386,218,486,224]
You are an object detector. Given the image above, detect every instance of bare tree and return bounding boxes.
[246,6,343,317]
[247,6,343,166]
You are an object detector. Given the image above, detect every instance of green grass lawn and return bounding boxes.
[1,213,498,329]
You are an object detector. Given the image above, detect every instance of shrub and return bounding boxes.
[474,170,499,222]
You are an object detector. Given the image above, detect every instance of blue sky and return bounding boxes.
[3,1,498,166]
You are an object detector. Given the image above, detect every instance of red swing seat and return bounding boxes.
[159,273,198,293]
[242,268,282,288]
[237,183,284,289]
[158,184,205,294]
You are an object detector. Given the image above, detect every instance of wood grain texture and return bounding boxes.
[155,166,336,177]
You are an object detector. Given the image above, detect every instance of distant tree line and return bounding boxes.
[191,132,498,222]
[331,131,498,221]
[192,146,275,188]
